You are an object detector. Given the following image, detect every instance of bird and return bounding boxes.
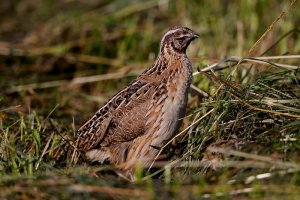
[75,26,199,174]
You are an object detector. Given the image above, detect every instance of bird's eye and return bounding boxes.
[176,35,185,40]
[174,32,181,37]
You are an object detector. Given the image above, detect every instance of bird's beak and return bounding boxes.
[188,33,199,40]
[192,33,200,39]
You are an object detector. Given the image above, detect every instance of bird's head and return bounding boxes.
[159,26,199,55]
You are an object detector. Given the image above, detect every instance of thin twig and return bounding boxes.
[251,55,300,60]
[249,0,298,55]
[230,92,300,119]
[193,55,300,77]
[7,69,144,93]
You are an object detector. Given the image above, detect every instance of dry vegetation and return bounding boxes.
[0,0,300,199]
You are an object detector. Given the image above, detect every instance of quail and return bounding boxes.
[76,26,199,173]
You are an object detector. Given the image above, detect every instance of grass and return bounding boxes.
[1,0,300,199]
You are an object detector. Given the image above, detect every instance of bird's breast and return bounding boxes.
[167,65,192,120]
[150,59,192,146]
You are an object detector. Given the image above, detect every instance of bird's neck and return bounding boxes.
[159,44,185,59]
[139,48,189,79]
[158,48,188,67]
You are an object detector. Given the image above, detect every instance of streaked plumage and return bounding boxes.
[76,26,199,172]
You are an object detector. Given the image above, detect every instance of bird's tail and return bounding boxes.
[85,149,111,163]
[50,134,83,165]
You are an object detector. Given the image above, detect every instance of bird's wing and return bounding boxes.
[102,77,171,145]
[76,80,158,151]
[76,114,112,151]
[99,80,159,147]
